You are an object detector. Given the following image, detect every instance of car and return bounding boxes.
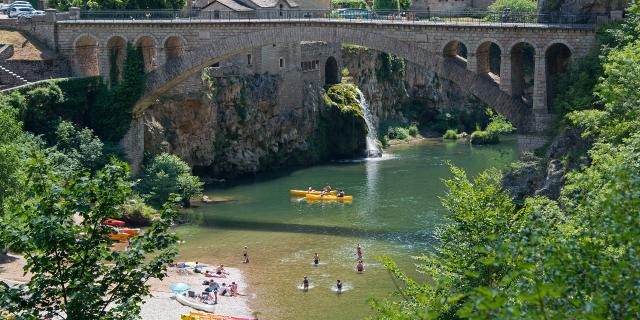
[9,6,34,18]
[16,9,44,20]
[335,8,374,19]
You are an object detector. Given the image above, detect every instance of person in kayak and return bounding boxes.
[323,184,332,192]
[336,279,343,292]
[337,190,345,197]
[356,260,365,273]
[313,253,319,265]
[307,186,315,192]
[303,276,309,291]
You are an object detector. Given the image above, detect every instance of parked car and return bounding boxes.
[16,9,44,20]
[6,1,33,11]
[335,8,375,19]
[9,6,34,18]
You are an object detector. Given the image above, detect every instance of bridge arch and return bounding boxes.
[163,34,187,60]
[475,39,503,82]
[325,56,339,85]
[106,35,127,84]
[545,42,573,110]
[137,27,532,132]
[442,39,468,67]
[135,35,158,72]
[73,34,100,77]
[509,41,536,105]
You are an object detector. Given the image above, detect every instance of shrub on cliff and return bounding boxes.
[139,153,203,207]
[443,129,458,140]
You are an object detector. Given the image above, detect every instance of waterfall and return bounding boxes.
[354,87,382,158]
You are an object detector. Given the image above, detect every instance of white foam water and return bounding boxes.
[352,87,382,158]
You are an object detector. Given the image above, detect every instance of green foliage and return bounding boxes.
[341,67,350,77]
[470,109,515,145]
[408,123,419,137]
[342,44,369,55]
[551,50,602,115]
[376,52,405,81]
[374,5,640,319]
[470,130,499,144]
[373,0,411,10]
[332,0,368,9]
[49,120,105,171]
[139,153,204,207]
[121,194,157,226]
[0,158,179,319]
[443,129,458,140]
[47,0,186,10]
[0,100,25,211]
[386,126,410,140]
[487,0,537,12]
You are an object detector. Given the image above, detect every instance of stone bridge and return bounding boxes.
[53,18,597,133]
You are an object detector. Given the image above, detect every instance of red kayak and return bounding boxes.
[104,219,125,227]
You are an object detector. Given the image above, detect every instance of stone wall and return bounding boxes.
[0,59,71,82]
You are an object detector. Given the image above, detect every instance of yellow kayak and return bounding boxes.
[290,189,337,196]
[305,194,353,201]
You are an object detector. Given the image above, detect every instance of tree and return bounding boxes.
[140,153,203,207]
[48,120,105,171]
[0,102,24,212]
[373,0,411,11]
[0,158,179,319]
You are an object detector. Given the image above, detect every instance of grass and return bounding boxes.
[0,30,55,60]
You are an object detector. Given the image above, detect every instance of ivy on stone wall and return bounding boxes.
[376,52,405,82]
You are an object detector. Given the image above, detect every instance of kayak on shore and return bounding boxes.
[176,293,216,313]
[305,194,353,201]
[289,189,337,196]
[108,232,131,242]
[103,218,125,227]
[119,228,140,236]
[181,311,257,320]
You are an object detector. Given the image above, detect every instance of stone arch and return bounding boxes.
[106,35,127,84]
[325,56,339,85]
[135,35,157,72]
[163,35,186,60]
[475,40,502,83]
[510,41,536,105]
[545,42,572,110]
[442,39,468,67]
[138,27,532,132]
[73,34,100,77]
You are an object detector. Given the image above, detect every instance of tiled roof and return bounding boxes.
[206,0,255,11]
[249,0,299,8]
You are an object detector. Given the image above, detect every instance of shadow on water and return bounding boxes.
[189,215,436,246]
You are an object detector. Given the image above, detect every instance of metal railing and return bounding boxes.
[70,8,594,27]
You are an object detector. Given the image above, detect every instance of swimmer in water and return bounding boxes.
[313,253,319,265]
[336,279,343,293]
[356,243,362,259]
[242,246,249,263]
[303,276,309,291]
[356,260,365,273]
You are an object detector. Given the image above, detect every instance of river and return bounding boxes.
[174,137,519,319]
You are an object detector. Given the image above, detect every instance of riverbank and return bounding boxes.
[0,253,254,320]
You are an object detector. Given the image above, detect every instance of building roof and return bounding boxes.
[248,0,299,8]
[205,0,255,11]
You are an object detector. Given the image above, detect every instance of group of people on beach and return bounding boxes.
[302,243,365,293]
[308,184,346,197]
[202,278,240,304]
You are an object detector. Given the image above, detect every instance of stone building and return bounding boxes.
[410,0,496,12]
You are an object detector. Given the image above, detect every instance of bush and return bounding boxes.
[443,129,458,140]
[488,0,536,13]
[470,130,499,144]
[408,123,419,137]
[121,195,157,226]
[386,126,410,140]
[341,67,350,77]
[485,109,515,135]
[139,153,204,207]
[374,0,411,10]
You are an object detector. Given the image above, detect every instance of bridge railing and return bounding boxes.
[72,8,594,27]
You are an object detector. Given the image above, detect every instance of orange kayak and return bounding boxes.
[290,189,337,196]
[119,228,140,236]
[305,194,353,201]
[108,233,131,242]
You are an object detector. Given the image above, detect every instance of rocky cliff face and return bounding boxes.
[342,46,488,134]
[537,0,625,22]
[144,72,320,178]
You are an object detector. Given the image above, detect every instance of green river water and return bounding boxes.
[174,137,519,320]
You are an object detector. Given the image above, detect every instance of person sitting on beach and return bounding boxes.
[313,253,319,265]
[220,283,228,296]
[230,281,238,296]
[337,190,345,197]
[303,276,309,291]
[336,279,343,293]
[356,260,365,273]
[216,264,229,275]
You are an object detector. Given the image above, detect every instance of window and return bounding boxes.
[247,54,252,65]
[213,62,220,68]
[279,4,284,17]
[279,57,284,68]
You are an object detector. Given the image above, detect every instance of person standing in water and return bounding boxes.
[242,246,249,263]
[336,280,343,293]
[356,260,365,273]
[313,253,319,265]
[356,243,362,259]
[303,276,309,291]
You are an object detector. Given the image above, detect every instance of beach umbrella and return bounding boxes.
[170,282,191,293]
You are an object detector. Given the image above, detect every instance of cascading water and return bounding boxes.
[353,87,382,158]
